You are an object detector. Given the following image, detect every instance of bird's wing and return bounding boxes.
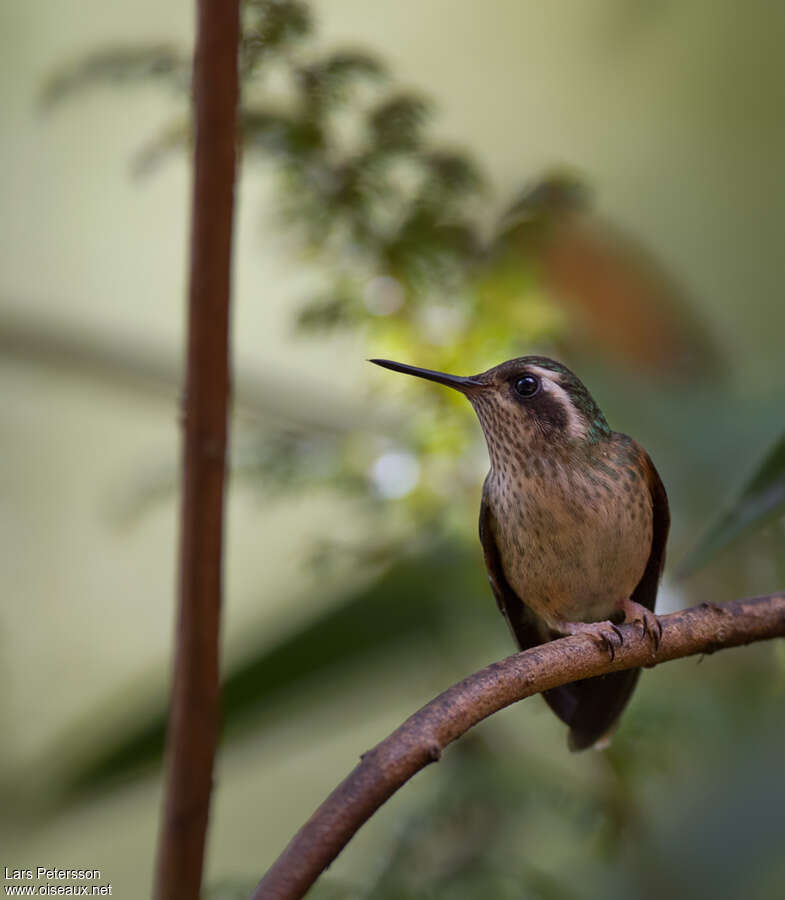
[631,445,670,612]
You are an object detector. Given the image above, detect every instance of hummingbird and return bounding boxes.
[371,355,669,750]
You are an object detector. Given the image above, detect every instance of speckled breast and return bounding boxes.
[485,450,653,628]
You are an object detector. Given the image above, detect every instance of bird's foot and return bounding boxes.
[554,619,624,662]
[619,598,662,650]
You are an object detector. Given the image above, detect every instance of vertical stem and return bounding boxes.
[153,1,240,897]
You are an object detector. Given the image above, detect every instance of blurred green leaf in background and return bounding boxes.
[679,431,785,577]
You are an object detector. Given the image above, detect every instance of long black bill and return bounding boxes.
[369,358,484,393]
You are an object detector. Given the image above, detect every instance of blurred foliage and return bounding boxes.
[34,1,785,898]
[62,542,486,796]
[679,431,785,577]
[42,43,190,105]
[42,0,724,551]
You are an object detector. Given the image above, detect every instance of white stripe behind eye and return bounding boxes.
[525,365,587,440]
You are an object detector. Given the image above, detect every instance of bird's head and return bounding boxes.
[370,356,611,465]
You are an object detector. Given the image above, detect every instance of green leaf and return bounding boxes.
[296,50,386,110]
[241,109,324,159]
[369,94,431,152]
[41,45,189,107]
[418,151,484,206]
[131,119,191,177]
[678,431,785,576]
[245,0,312,50]
[295,292,356,331]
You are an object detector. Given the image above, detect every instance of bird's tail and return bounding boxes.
[543,668,641,751]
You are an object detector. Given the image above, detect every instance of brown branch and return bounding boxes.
[251,593,785,900]
[152,1,240,898]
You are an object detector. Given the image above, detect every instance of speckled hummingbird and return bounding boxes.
[371,356,669,750]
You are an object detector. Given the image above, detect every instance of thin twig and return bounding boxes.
[251,593,785,900]
[152,1,240,898]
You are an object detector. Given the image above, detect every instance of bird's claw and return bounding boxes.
[621,599,662,651]
[600,623,624,661]
[557,619,625,662]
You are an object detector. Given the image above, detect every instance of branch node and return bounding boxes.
[700,601,729,615]
[426,742,442,762]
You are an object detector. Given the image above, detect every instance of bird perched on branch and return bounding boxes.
[371,356,669,750]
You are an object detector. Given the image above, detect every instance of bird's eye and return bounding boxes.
[514,374,540,398]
